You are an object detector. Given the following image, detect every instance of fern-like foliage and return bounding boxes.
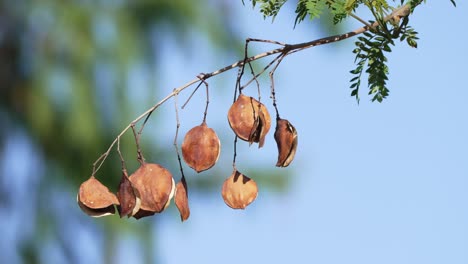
[399,25,419,48]
[294,0,327,26]
[350,32,392,103]
[243,0,288,20]
[349,19,420,102]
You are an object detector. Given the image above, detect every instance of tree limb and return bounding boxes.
[91,3,413,175]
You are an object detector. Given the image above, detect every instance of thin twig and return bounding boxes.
[116,137,128,175]
[92,153,107,176]
[199,75,210,123]
[236,39,251,95]
[90,4,412,176]
[241,53,283,90]
[181,73,207,110]
[269,54,286,120]
[247,38,288,46]
[232,136,238,171]
[242,38,286,99]
[173,92,186,180]
[131,124,144,164]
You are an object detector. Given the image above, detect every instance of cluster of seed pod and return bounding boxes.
[223,93,298,208]
[78,162,190,220]
[78,91,297,221]
[77,121,221,221]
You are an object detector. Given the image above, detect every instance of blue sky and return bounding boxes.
[150,1,468,264]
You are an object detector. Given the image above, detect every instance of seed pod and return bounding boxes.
[182,122,221,173]
[116,171,141,218]
[129,163,175,219]
[221,170,258,209]
[227,94,271,147]
[175,177,190,222]
[274,118,298,167]
[77,176,119,217]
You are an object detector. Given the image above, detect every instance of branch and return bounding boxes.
[91,4,413,175]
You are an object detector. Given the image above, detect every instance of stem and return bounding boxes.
[241,53,283,90]
[181,76,204,110]
[200,76,210,123]
[269,54,286,120]
[173,93,186,180]
[116,137,128,176]
[131,124,144,164]
[232,136,238,171]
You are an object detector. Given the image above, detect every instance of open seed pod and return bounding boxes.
[227,94,271,147]
[221,170,258,209]
[77,176,119,217]
[116,171,141,218]
[181,122,221,173]
[175,177,190,222]
[274,118,298,167]
[128,163,175,219]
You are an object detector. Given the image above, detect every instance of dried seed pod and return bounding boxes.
[227,94,271,147]
[116,171,141,218]
[221,170,258,209]
[274,118,298,167]
[129,163,175,219]
[175,177,190,221]
[181,122,221,173]
[77,176,119,217]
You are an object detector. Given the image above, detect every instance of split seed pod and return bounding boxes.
[174,177,190,221]
[182,122,221,173]
[221,170,258,209]
[274,118,298,167]
[129,163,175,219]
[116,171,141,218]
[77,176,119,217]
[227,94,271,147]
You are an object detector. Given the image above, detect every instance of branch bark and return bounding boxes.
[91,3,413,175]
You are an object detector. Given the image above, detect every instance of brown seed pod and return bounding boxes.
[227,94,271,147]
[128,163,175,219]
[181,122,221,173]
[221,170,258,209]
[77,176,119,217]
[116,171,141,218]
[274,118,298,167]
[175,177,190,222]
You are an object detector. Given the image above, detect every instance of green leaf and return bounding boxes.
[407,38,418,48]
[259,0,288,20]
[295,0,327,26]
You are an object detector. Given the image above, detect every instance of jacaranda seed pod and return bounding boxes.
[175,177,190,222]
[116,171,141,218]
[77,176,119,217]
[221,170,258,209]
[182,122,220,173]
[129,163,175,219]
[274,118,298,167]
[227,94,271,148]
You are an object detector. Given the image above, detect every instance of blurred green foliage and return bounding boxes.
[1,0,238,262]
[0,1,293,263]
